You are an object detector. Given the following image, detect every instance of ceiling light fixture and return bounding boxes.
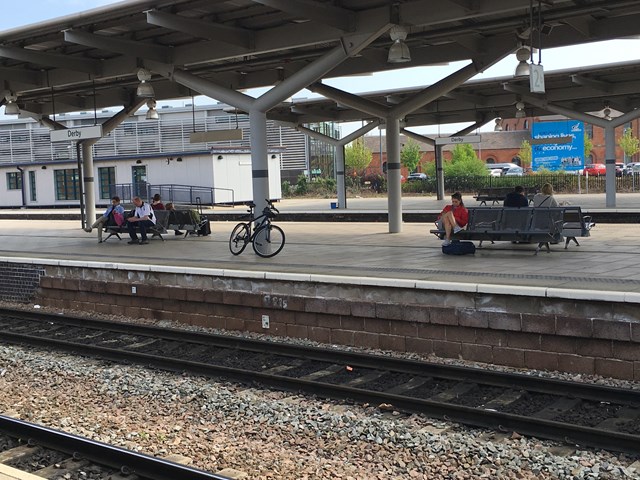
[603,105,611,121]
[494,117,503,132]
[515,101,526,118]
[514,44,531,77]
[136,68,155,98]
[387,25,411,63]
[4,93,20,115]
[145,99,159,120]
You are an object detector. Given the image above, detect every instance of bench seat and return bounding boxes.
[429,206,588,255]
[103,210,170,242]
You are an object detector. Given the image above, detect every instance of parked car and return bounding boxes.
[407,172,427,181]
[582,163,606,176]
[624,162,640,175]
[489,168,503,177]
[504,166,524,176]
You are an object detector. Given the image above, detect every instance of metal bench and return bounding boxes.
[103,209,170,242]
[430,207,567,255]
[473,186,540,206]
[560,207,595,248]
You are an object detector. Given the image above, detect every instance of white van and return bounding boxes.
[485,163,520,176]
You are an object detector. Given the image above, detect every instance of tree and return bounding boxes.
[400,139,422,173]
[445,143,488,176]
[618,128,640,162]
[344,138,372,176]
[584,134,593,160]
[518,140,532,169]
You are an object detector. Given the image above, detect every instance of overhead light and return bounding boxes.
[136,68,155,98]
[603,106,611,120]
[145,99,158,120]
[387,25,411,63]
[494,117,503,132]
[514,45,531,77]
[4,93,19,115]
[515,101,526,118]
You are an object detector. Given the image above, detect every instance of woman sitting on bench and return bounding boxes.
[437,192,469,246]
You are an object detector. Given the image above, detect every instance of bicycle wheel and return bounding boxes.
[229,223,250,255]
[252,224,285,258]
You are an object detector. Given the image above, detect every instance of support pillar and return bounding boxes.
[81,142,96,228]
[435,145,445,200]
[604,125,616,208]
[250,109,270,214]
[335,146,346,208]
[386,117,402,233]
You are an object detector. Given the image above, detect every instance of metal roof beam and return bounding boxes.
[145,10,254,50]
[0,67,44,86]
[571,74,613,93]
[0,46,101,75]
[250,0,356,32]
[64,29,172,64]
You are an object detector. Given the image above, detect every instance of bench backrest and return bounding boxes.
[499,208,532,232]
[152,210,170,229]
[530,208,563,235]
[467,208,502,231]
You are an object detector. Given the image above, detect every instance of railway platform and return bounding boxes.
[0,194,638,382]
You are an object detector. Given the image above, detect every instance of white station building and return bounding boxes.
[0,104,336,208]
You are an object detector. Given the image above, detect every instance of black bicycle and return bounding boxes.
[228,199,285,258]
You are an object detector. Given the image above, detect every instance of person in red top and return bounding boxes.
[437,191,469,246]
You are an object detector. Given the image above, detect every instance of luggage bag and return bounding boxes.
[442,241,476,255]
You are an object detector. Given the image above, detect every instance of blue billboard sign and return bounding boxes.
[531,120,584,172]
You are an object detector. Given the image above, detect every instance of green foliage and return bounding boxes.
[344,139,372,175]
[445,144,488,176]
[400,139,422,173]
[618,128,640,160]
[295,174,308,195]
[518,140,532,168]
[281,180,292,197]
[584,134,593,160]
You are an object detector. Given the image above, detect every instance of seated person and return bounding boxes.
[533,183,558,207]
[84,196,125,243]
[126,196,156,245]
[504,185,529,207]
[437,192,469,246]
[151,193,165,210]
[165,202,183,236]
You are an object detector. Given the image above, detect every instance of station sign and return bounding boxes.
[50,125,103,142]
[434,135,481,145]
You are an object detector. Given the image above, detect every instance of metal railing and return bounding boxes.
[111,183,234,207]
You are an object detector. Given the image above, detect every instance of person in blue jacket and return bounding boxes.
[84,196,125,242]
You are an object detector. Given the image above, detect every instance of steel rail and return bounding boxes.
[0,415,231,480]
[1,308,640,454]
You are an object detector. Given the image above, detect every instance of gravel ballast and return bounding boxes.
[1,342,639,480]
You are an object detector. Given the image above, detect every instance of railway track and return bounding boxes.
[0,414,230,480]
[1,308,639,456]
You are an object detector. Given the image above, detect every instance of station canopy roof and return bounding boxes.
[1,0,640,120]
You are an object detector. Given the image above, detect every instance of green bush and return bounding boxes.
[295,174,308,195]
[281,180,292,197]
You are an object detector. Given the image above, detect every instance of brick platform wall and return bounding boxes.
[0,262,45,302]
[35,266,640,381]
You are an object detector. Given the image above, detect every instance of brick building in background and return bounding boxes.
[362,115,640,178]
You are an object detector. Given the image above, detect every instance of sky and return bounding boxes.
[3,1,640,136]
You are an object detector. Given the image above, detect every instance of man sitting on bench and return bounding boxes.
[503,186,528,208]
[126,196,156,245]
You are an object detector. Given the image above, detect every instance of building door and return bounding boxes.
[131,165,147,198]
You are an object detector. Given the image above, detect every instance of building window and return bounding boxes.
[29,171,36,202]
[98,167,116,199]
[585,124,593,139]
[6,172,22,190]
[54,168,79,200]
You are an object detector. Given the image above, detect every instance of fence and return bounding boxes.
[401,173,640,195]
[111,184,234,207]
